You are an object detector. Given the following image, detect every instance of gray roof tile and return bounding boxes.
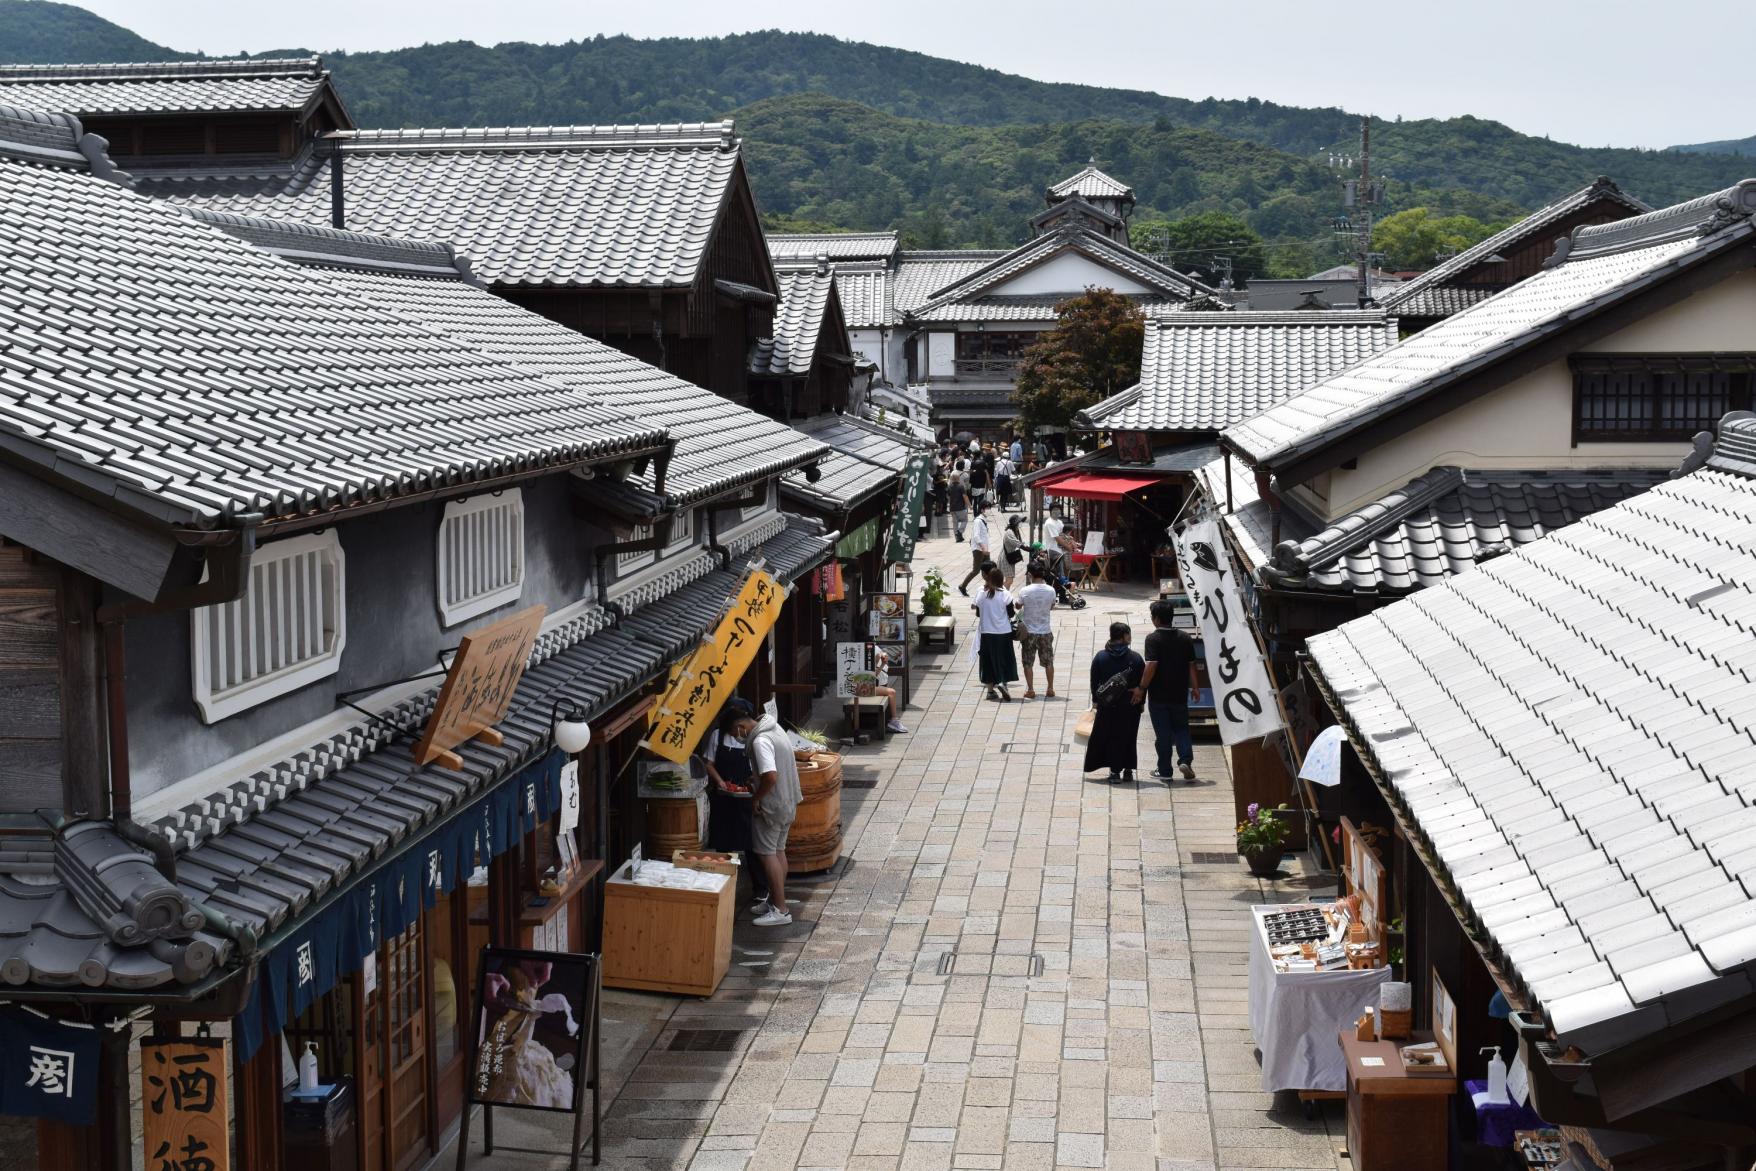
[752,268,837,378]
[0,120,667,528]
[781,412,929,512]
[1047,165,1133,203]
[1308,417,1756,1053]
[144,121,747,288]
[767,231,898,263]
[1081,311,1398,433]
[1226,181,1756,470]
[0,58,333,119]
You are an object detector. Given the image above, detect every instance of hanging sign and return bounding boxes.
[141,1037,230,1171]
[1175,519,1283,745]
[0,1007,101,1125]
[883,452,934,564]
[558,760,581,833]
[811,560,845,601]
[642,568,786,762]
[414,604,546,769]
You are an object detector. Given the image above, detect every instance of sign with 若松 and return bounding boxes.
[0,1006,100,1125]
[883,452,935,564]
[1174,519,1283,745]
[642,568,786,762]
[414,604,546,769]
[141,1037,230,1171]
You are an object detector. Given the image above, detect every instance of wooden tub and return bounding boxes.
[787,751,843,873]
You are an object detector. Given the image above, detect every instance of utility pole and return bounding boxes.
[1339,115,1384,308]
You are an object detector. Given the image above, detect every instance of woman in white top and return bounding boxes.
[971,566,1019,701]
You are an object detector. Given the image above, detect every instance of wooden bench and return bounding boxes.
[917,615,956,650]
[843,695,890,738]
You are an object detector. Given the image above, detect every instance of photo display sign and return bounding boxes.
[644,568,785,762]
[415,604,547,768]
[1174,519,1283,745]
[469,948,598,1114]
[835,641,876,699]
[883,452,935,564]
[141,1037,230,1171]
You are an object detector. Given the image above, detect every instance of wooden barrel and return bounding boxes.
[643,795,701,861]
[787,751,843,874]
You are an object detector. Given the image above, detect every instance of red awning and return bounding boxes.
[1036,473,1161,501]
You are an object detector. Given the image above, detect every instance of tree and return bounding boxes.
[1014,289,1146,434]
[1131,211,1268,285]
[1372,207,1506,270]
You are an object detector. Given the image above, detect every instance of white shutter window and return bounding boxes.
[191,530,346,723]
[436,490,526,626]
[617,523,655,572]
[741,484,775,521]
[667,509,695,550]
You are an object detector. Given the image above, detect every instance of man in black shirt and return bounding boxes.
[1135,598,1200,780]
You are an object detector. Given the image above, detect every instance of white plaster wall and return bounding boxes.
[927,330,956,376]
[1318,269,1756,519]
[990,251,1153,296]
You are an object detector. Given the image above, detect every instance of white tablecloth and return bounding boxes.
[1246,904,1391,1092]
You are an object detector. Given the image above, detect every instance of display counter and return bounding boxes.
[601,858,733,997]
[1339,1028,1454,1171]
[1247,903,1390,1092]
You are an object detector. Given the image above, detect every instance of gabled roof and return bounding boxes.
[908,226,1214,320]
[1307,416,1756,1058]
[1047,164,1133,204]
[0,57,346,123]
[1030,196,1125,234]
[1260,466,1666,594]
[144,121,757,289]
[751,268,843,378]
[1378,178,1649,316]
[1081,311,1398,433]
[0,106,666,531]
[767,231,898,264]
[1225,180,1756,474]
[191,211,826,505]
[827,263,893,328]
[891,250,1006,315]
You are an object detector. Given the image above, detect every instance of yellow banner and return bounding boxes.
[644,568,786,761]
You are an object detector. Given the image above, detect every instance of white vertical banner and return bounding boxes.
[1175,518,1284,745]
[558,760,580,832]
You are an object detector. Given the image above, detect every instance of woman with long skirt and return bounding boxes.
[1084,621,1145,781]
[971,566,1019,701]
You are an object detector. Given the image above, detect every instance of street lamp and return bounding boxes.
[552,699,592,754]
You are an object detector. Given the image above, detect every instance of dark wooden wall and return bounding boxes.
[0,543,102,816]
[1451,198,1643,291]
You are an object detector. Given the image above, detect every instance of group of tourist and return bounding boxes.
[932,435,1034,521]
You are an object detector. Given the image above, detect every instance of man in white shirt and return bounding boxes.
[1014,564,1059,698]
[731,710,802,926]
[1043,510,1065,549]
[959,506,992,595]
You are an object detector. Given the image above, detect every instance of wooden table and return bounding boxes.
[1338,1029,1454,1171]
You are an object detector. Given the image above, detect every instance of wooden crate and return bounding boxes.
[602,869,734,997]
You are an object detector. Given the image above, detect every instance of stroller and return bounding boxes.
[1030,548,1087,609]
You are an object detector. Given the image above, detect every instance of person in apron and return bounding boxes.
[698,700,769,906]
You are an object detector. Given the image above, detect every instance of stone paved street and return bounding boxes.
[451,521,1349,1171]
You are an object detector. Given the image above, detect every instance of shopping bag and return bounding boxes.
[1074,710,1094,740]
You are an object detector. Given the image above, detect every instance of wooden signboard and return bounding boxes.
[414,604,546,769]
[1340,816,1388,938]
[141,1037,230,1171]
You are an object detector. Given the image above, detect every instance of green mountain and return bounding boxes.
[3,1,1751,243]
[1672,134,1756,158]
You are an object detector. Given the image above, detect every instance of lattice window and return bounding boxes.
[436,491,525,626]
[191,531,346,722]
[667,509,695,549]
[617,524,655,572]
[1573,355,1753,442]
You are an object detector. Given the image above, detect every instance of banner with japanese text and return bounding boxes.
[642,567,786,761]
[1174,519,1283,745]
[0,1006,100,1125]
[883,453,934,564]
[142,1037,230,1171]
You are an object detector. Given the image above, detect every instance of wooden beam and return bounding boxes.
[0,460,179,601]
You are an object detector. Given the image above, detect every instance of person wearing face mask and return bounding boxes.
[698,699,769,908]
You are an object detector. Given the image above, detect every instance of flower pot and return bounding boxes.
[1242,845,1285,877]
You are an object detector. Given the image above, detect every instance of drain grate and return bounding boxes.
[1189,852,1240,865]
[999,742,1070,754]
[1028,953,1046,977]
[936,952,955,976]
[843,766,879,790]
[936,953,1047,976]
[668,1029,745,1052]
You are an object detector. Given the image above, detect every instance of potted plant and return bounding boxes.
[1237,802,1291,877]
[920,567,950,618]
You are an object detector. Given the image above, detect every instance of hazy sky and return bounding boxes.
[76,0,1746,150]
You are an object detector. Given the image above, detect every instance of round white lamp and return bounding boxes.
[552,700,592,754]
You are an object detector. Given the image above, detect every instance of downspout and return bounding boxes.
[594,515,674,608]
[705,482,777,570]
[325,133,345,229]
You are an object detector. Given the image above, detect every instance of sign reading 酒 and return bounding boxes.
[643,568,786,762]
[414,604,547,768]
[1175,519,1283,745]
[141,1037,230,1171]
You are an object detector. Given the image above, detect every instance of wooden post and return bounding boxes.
[234,1019,284,1171]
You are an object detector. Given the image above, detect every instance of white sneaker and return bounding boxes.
[1180,763,1197,780]
[753,908,794,927]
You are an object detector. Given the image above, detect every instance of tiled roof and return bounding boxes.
[1379,178,1650,317]
[828,263,893,328]
[910,292,1180,323]
[0,58,335,119]
[768,231,898,263]
[892,250,1007,315]
[1381,286,1496,318]
[262,247,826,506]
[1192,454,1300,573]
[0,113,666,529]
[1048,165,1133,203]
[1224,180,1756,471]
[910,226,1213,318]
[1080,311,1399,432]
[1261,467,1666,594]
[1307,417,1756,1055]
[752,268,838,378]
[782,413,927,511]
[144,121,749,288]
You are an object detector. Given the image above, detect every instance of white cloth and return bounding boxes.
[970,515,991,552]
[1298,725,1347,787]
[1015,583,1056,634]
[972,589,1014,635]
[1247,904,1390,1092]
